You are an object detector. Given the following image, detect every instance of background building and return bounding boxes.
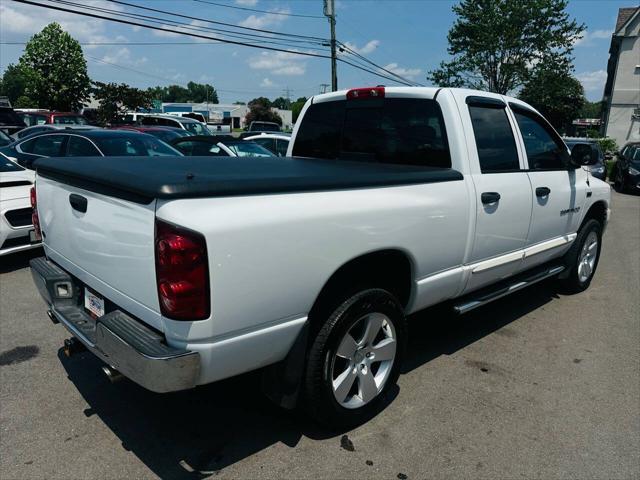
[600,7,640,147]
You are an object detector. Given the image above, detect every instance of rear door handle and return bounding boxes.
[536,187,551,197]
[69,194,87,213]
[481,192,501,204]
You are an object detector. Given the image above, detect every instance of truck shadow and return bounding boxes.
[59,281,559,478]
[0,248,42,274]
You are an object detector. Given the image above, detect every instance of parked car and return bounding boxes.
[1,130,181,169]
[12,124,98,141]
[0,106,27,136]
[140,115,210,136]
[29,87,609,427]
[206,123,232,134]
[16,110,90,126]
[248,120,281,133]
[564,138,606,181]
[0,152,40,256]
[111,125,191,144]
[171,135,274,157]
[244,133,290,156]
[0,129,13,147]
[613,142,640,193]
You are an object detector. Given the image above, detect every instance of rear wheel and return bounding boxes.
[304,288,406,427]
[559,219,602,293]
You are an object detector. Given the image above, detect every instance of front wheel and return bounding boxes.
[559,219,602,293]
[304,288,407,427]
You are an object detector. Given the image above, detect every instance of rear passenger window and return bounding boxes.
[469,106,519,172]
[293,98,451,168]
[513,111,569,170]
[31,135,66,157]
[67,136,100,157]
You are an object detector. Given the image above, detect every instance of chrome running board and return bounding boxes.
[453,264,565,315]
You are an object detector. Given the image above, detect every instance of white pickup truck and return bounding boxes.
[30,87,610,426]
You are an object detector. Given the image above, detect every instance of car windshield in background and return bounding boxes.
[0,108,25,127]
[251,122,280,132]
[182,121,209,136]
[53,115,89,125]
[0,155,24,172]
[146,129,184,143]
[225,142,274,157]
[0,129,12,146]
[94,136,181,156]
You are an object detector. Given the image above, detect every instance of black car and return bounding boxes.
[0,129,182,169]
[613,142,640,193]
[171,135,274,157]
[564,139,606,181]
[0,129,12,147]
[0,107,27,137]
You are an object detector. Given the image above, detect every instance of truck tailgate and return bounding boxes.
[36,175,162,331]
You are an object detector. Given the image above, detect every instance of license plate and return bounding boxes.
[84,288,105,318]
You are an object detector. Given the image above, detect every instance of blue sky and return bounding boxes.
[0,0,632,103]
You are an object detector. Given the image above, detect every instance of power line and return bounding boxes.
[105,0,326,41]
[192,0,324,19]
[12,0,331,58]
[10,0,417,87]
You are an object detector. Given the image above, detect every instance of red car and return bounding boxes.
[16,110,90,127]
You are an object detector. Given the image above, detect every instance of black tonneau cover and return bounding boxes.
[34,155,463,203]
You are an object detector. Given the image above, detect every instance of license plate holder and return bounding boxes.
[84,287,105,318]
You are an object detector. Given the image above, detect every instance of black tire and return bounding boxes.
[558,218,602,294]
[304,288,407,428]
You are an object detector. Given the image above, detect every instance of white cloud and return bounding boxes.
[100,47,147,67]
[248,51,306,76]
[383,63,422,80]
[260,78,275,87]
[0,0,124,43]
[576,70,607,95]
[239,8,290,29]
[342,40,380,55]
[574,29,612,47]
[236,0,258,5]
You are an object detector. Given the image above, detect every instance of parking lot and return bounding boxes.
[0,189,638,479]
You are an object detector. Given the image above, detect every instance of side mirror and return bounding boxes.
[570,143,597,167]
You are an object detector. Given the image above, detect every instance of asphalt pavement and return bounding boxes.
[1,190,638,479]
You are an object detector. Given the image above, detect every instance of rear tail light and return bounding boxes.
[155,219,210,320]
[30,186,42,241]
[346,86,385,100]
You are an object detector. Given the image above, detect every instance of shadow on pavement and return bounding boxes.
[0,248,43,274]
[59,280,560,478]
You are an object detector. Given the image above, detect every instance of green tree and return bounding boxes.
[0,64,29,105]
[245,97,282,126]
[427,0,584,94]
[186,82,218,103]
[271,96,290,110]
[14,95,37,108]
[519,63,585,132]
[93,81,152,124]
[578,101,603,119]
[147,82,218,103]
[291,96,308,123]
[18,23,90,111]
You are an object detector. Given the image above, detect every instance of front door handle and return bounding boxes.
[69,194,87,213]
[536,187,551,197]
[481,192,501,204]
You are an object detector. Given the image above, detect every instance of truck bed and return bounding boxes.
[33,155,463,203]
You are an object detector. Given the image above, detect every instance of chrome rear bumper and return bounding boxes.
[30,256,200,393]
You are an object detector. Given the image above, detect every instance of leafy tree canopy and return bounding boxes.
[147,82,218,103]
[245,99,282,126]
[93,81,152,124]
[519,63,585,132]
[428,0,584,94]
[18,22,91,110]
[578,101,603,119]
[0,64,29,105]
[271,97,291,110]
[291,97,308,123]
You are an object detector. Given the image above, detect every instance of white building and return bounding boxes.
[159,102,293,130]
[601,7,640,147]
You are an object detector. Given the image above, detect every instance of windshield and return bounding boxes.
[0,154,24,172]
[0,129,12,146]
[251,122,280,132]
[53,115,89,125]
[225,142,274,157]
[147,130,183,143]
[94,135,182,156]
[182,121,210,135]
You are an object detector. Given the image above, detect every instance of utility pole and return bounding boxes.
[323,0,337,91]
[319,83,330,94]
[282,86,292,108]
